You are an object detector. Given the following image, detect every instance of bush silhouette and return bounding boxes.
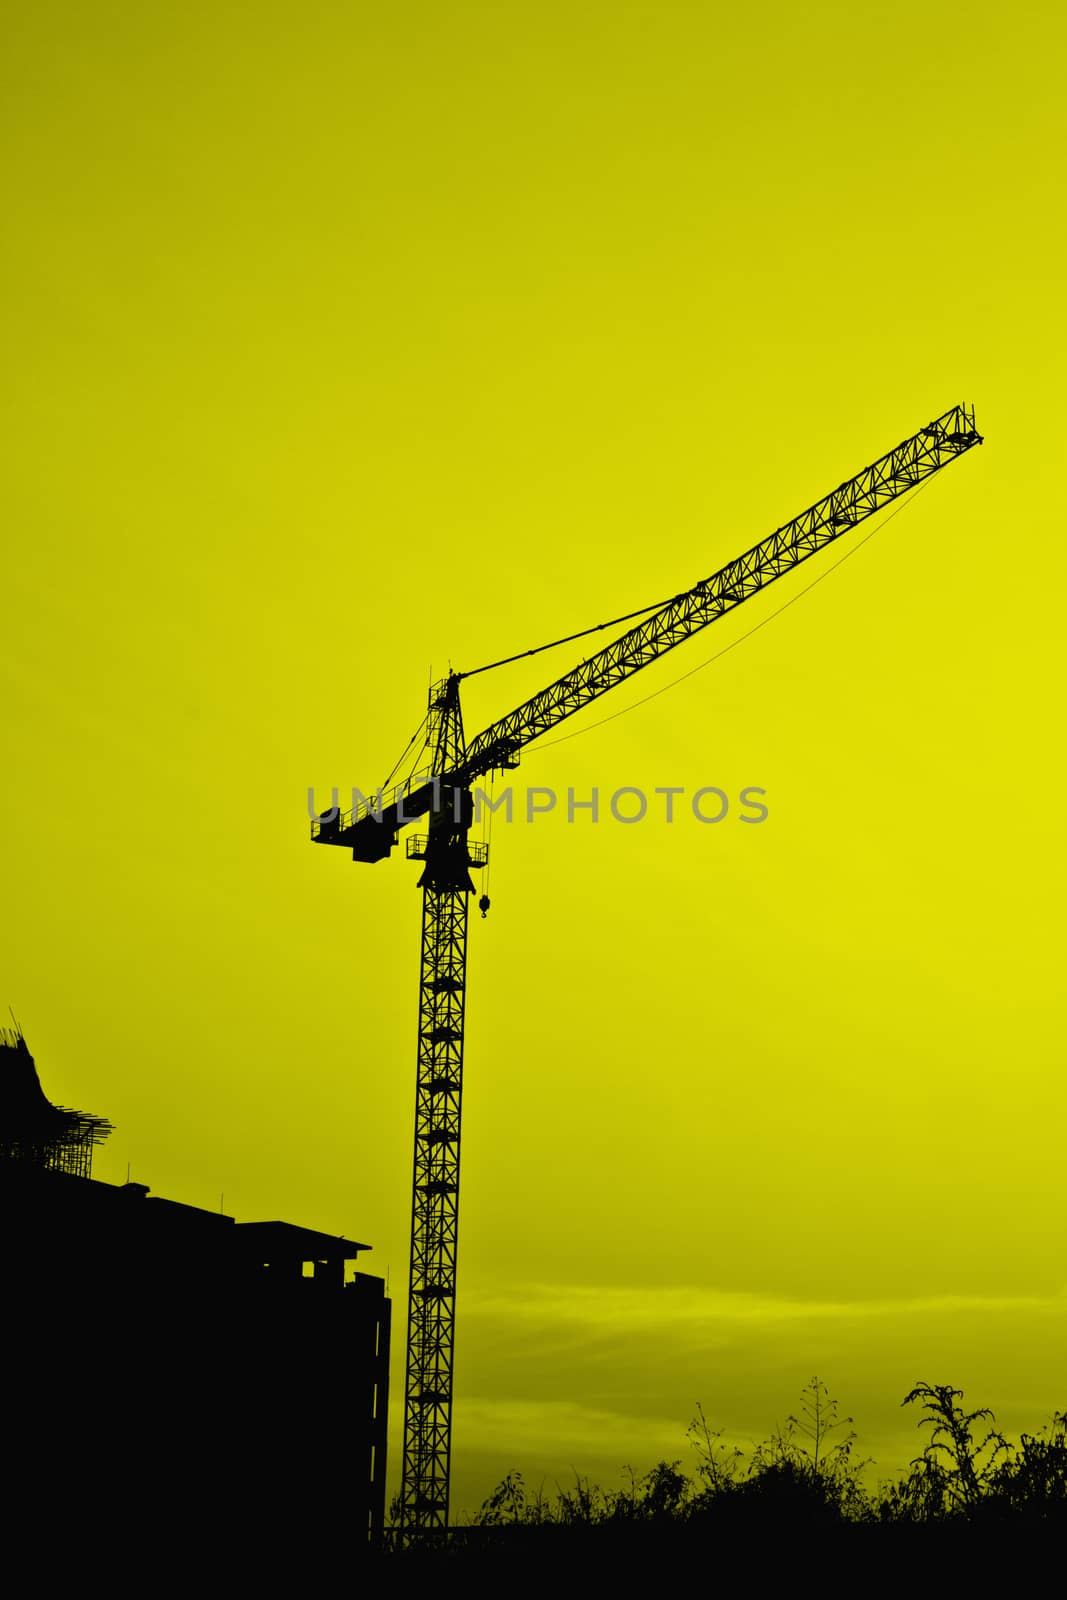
[386,1376,1067,1568]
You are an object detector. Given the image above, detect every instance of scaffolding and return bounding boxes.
[0,1027,112,1178]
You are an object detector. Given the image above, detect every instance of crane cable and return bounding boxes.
[523,475,936,757]
[484,769,495,897]
[380,713,430,791]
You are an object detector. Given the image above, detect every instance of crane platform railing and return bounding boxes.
[405,836,489,867]
[311,768,443,839]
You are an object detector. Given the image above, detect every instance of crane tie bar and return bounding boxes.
[457,594,682,681]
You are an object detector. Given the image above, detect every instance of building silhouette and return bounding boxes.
[2,1027,390,1571]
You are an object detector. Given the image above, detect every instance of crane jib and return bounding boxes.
[462,403,980,778]
[313,403,980,856]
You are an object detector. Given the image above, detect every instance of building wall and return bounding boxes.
[3,1161,390,1574]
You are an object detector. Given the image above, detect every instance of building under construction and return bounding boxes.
[0,1023,112,1175]
[2,1026,390,1573]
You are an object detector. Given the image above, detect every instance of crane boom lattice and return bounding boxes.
[398,674,483,1533]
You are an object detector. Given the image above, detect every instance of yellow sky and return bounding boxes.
[2,2,1064,1512]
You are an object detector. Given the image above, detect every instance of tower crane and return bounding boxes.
[311,404,982,1538]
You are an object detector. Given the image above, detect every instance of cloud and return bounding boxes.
[439,1397,683,1463]
[388,1281,1067,1515]
[462,1278,1067,1336]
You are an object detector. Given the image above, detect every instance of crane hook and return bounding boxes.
[478,893,490,919]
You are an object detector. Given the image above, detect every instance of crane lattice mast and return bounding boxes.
[312,403,982,1539]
